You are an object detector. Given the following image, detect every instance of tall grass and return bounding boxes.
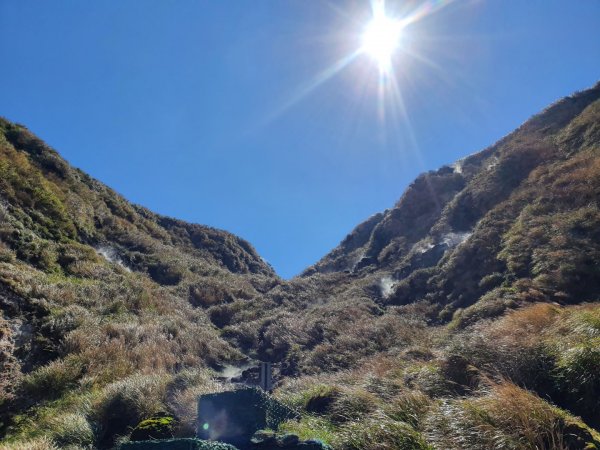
[425,381,596,450]
[0,436,59,450]
[93,373,171,445]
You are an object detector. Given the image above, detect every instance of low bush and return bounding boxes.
[0,241,15,263]
[551,307,600,428]
[279,416,337,445]
[302,385,342,415]
[382,391,432,429]
[93,373,171,446]
[451,303,600,428]
[130,414,177,441]
[20,357,84,400]
[425,382,600,450]
[147,261,185,286]
[48,412,95,448]
[403,362,454,398]
[329,388,378,424]
[0,436,59,450]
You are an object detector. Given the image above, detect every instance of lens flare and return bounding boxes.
[260,0,457,128]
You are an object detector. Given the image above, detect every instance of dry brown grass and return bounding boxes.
[0,436,59,450]
[450,303,562,386]
[426,382,571,450]
[486,302,560,345]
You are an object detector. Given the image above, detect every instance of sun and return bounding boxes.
[361,13,403,72]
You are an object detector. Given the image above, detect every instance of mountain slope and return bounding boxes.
[302,82,600,315]
[0,118,279,446]
[236,83,600,373]
[0,117,274,278]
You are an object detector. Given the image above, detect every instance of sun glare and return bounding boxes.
[266,0,457,124]
[361,13,403,71]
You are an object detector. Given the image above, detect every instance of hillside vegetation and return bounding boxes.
[1,82,600,449]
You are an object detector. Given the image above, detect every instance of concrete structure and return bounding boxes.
[197,387,297,450]
[259,362,273,392]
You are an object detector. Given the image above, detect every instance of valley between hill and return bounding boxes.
[1,82,600,449]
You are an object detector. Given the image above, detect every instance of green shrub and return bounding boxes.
[449,287,518,329]
[405,362,454,398]
[551,309,600,428]
[279,416,337,445]
[0,241,15,263]
[20,357,84,400]
[48,412,95,447]
[130,414,177,441]
[554,344,600,397]
[452,303,600,429]
[329,388,378,424]
[302,385,342,415]
[1,390,99,448]
[382,391,432,429]
[93,374,171,446]
[147,262,184,286]
[41,304,89,340]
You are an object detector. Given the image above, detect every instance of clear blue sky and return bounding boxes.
[1,1,599,278]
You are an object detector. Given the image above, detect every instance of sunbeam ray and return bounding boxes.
[261,49,362,126]
[400,0,457,28]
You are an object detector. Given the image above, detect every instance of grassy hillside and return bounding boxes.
[244,82,600,373]
[1,83,600,449]
[0,118,277,447]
